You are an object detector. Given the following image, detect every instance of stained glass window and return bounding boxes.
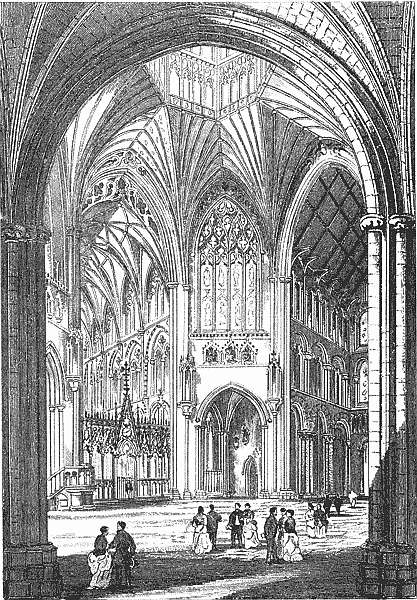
[197,200,260,331]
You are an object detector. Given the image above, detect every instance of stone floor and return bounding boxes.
[50,499,368,600]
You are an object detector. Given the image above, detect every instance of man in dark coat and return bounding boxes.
[207,504,222,550]
[227,502,244,548]
[264,506,278,564]
[276,507,287,562]
[333,494,343,516]
[323,495,332,518]
[109,521,136,588]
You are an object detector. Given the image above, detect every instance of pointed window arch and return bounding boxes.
[196,199,261,332]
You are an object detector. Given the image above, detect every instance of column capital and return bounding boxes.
[1,220,51,244]
[299,430,315,440]
[360,213,385,232]
[66,225,83,238]
[388,213,415,231]
[166,281,179,289]
[279,275,292,284]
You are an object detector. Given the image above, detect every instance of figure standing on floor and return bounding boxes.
[323,495,332,518]
[227,502,244,549]
[282,510,303,562]
[243,504,260,549]
[87,526,113,590]
[277,507,287,561]
[264,506,279,564]
[305,503,316,538]
[207,504,222,551]
[333,494,343,516]
[314,504,328,538]
[109,521,136,588]
[348,489,358,508]
[191,506,212,555]
[125,480,134,499]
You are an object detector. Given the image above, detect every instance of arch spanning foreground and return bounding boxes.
[1,3,415,600]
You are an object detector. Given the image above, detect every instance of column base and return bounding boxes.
[4,543,63,600]
[182,490,192,500]
[194,489,208,500]
[169,488,181,500]
[268,491,280,499]
[259,489,270,499]
[358,542,417,598]
[279,488,296,500]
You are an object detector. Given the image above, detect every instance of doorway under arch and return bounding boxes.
[197,386,265,498]
[242,456,258,498]
[334,424,349,495]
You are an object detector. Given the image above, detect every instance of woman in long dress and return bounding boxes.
[314,503,328,538]
[243,514,261,549]
[282,510,303,562]
[191,506,212,555]
[305,503,316,538]
[87,526,113,589]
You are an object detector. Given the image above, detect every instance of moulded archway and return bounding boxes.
[6,4,400,234]
[195,385,268,497]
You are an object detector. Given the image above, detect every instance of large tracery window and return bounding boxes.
[197,199,261,332]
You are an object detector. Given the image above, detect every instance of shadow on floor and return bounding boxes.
[59,545,362,599]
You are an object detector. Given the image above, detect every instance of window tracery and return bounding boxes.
[197,199,260,332]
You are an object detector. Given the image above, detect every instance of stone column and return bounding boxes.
[66,226,84,465]
[219,429,226,495]
[345,440,351,496]
[305,433,314,495]
[358,213,417,598]
[360,214,385,542]
[2,222,62,599]
[223,431,229,496]
[342,373,349,408]
[322,435,329,492]
[390,214,414,544]
[327,435,334,494]
[323,364,332,401]
[277,276,293,497]
[269,275,277,349]
[304,355,311,394]
[167,282,180,498]
[299,433,307,495]
[260,425,269,497]
[269,402,279,497]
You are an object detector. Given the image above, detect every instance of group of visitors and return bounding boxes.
[189,502,303,564]
[189,502,261,554]
[304,503,328,538]
[264,506,303,563]
[87,492,360,588]
[305,490,359,539]
[87,521,136,590]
